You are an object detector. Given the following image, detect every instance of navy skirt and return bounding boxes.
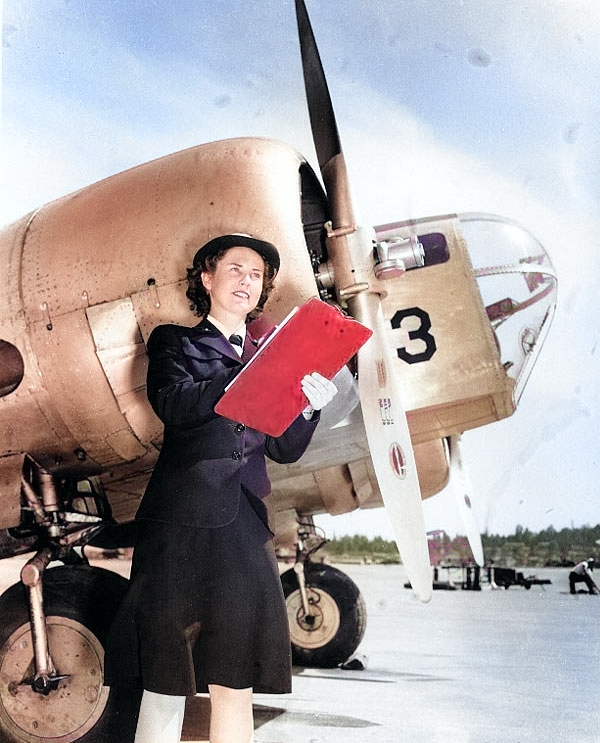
[104,491,292,696]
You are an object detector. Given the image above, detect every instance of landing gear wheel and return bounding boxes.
[0,565,140,743]
[281,562,366,668]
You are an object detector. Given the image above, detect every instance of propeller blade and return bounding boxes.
[294,0,341,170]
[448,435,484,566]
[294,0,354,229]
[295,0,431,600]
[352,291,433,603]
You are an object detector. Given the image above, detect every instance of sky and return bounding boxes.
[2,0,599,539]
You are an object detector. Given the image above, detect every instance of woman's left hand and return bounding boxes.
[301,372,338,415]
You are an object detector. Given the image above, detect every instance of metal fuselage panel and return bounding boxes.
[377,216,515,443]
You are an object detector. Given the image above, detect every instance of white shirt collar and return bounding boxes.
[207,314,246,355]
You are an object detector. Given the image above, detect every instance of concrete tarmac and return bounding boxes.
[250,563,600,743]
[1,558,598,742]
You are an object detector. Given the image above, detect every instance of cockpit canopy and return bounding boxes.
[458,213,557,403]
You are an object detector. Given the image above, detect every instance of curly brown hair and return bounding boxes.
[186,248,277,321]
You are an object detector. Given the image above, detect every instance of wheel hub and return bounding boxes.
[0,617,109,743]
[286,587,341,649]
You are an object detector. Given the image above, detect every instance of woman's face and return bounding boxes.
[200,246,266,323]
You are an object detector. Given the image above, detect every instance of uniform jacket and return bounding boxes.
[136,319,320,528]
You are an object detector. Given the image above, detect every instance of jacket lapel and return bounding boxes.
[191,319,241,363]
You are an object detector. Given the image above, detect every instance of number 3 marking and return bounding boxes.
[391,307,437,364]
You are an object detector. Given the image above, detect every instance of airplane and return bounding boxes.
[0,1,557,741]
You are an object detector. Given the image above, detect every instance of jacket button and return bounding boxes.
[235,423,246,433]
[232,451,242,460]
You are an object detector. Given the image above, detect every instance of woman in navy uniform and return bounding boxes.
[105,234,336,743]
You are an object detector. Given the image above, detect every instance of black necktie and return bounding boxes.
[229,334,243,348]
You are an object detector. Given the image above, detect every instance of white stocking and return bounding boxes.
[134,689,186,743]
[208,684,254,743]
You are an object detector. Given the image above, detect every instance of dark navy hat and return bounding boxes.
[192,234,280,273]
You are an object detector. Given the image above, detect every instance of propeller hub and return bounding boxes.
[325,223,387,303]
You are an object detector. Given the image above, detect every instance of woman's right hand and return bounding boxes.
[301,372,338,415]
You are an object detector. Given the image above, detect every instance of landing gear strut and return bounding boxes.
[0,458,140,743]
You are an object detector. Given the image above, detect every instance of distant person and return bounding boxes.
[569,558,599,594]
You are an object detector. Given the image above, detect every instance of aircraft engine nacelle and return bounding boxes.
[0,137,327,528]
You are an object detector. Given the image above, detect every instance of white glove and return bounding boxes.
[301,372,337,416]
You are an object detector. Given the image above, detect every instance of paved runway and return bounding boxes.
[1,558,598,742]
[248,563,600,743]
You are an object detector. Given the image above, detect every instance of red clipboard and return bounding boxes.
[215,298,372,436]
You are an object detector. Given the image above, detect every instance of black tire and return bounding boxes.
[281,562,366,668]
[0,565,140,743]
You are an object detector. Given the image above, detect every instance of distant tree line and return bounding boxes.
[324,534,400,563]
[323,524,600,567]
[481,524,600,567]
